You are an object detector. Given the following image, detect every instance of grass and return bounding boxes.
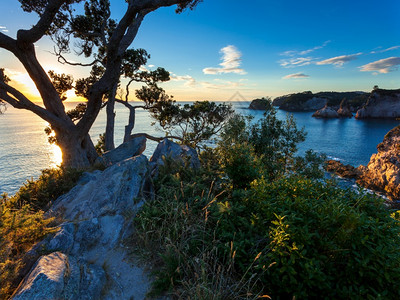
[0,167,84,298]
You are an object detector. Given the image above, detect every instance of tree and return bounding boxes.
[0,0,202,168]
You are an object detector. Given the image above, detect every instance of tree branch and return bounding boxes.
[17,0,66,44]
[130,133,183,142]
[0,80,67,128]
[0,32,17,53]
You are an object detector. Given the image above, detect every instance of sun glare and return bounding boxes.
[50,144,63,167]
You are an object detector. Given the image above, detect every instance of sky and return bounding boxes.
[0,0,399,102]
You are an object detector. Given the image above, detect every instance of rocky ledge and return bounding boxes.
[326,125,400,200]
[11,138,199,300]
[356,88,400,119]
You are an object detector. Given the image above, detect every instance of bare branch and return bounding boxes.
[0,32,17,53]
[54,47,100,66]
[130,133,183,142]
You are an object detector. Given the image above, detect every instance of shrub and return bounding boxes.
[6,167,83,211]
[214,177,400,299]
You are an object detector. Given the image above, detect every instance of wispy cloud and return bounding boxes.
[170,73,196,87]
[201,79,243,89]
[371,46,400,54]
[360,57,400,73]
[279,57,314,68]
[148,64,155,68]
[282,73,310,79]
[203,45,246,75]
[316,53,362,67]
[281,41,330,57]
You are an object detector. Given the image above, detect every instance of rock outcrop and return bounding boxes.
[356,126,400,200]
[312,105,339,118]
[248,98,270,110]
[325,160,361,178]
[95,136,146,167]
[356,88,400,119]
[337,98,353,118]
[13,155,153,299]
[150,138,200,171]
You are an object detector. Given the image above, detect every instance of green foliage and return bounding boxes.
[219,106,307,185]
[6,167,83,211]
[95,133,106,155]
[152,101,234,148]
[133,108,400,299]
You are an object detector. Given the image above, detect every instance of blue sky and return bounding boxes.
[0,0,399,101]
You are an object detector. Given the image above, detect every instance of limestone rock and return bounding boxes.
[357,126,400,199]
[337,98,353,118]
[150,138,200,170]
[249,98,270,110]
[312,105,339,118]
[95,136,146,167]
[356,88,400,119]
[12,252,105,300]
[49,155,151,221]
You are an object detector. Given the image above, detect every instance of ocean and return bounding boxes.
[1,101,399,195]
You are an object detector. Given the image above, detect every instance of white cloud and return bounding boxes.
[371,46,400,54]
[282,73,310,79]
[279,57,314,68]
[0,26,6,29]
[203,45,246,75]
[316,53,362,67]
[2,30,9,33]
[170,73,196,87]
[148,64,155,68]
[360,57,400,73]
[201,79,243,89]
[139,65,148,72]
[281,41,330,57]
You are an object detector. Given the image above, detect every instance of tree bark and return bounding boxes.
[105,83,118,151]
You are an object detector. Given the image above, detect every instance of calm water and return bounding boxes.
[1,101,399,195]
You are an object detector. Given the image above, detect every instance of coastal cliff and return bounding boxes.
[326,125,400,201]
[357,125,400,200]
[356,88,400,119]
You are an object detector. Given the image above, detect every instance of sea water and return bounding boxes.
[0,101,399,195]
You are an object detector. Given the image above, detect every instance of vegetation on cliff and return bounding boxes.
[276,91,369,111]
[134,105,400,299]
[0,168,83,298]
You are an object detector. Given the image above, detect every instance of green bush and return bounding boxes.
[6,167,83,211]
[214,176,400,299]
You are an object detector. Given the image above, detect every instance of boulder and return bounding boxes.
[12,252,105,300]
[249,98,270,110]
[356,126,400,200]
[312,105,339,118]
[150,138,200,171]
[356,88,400,119]
[337,98,353,118]
[95,136,146,167]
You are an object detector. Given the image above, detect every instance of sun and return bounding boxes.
[50,144,63,167]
